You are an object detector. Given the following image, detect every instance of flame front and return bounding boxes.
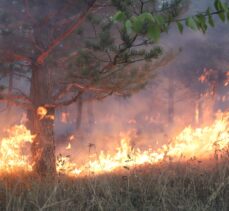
[164,112,228,159]
[0,125,34,173]
[0,112,228,176]
[58,111,229,176]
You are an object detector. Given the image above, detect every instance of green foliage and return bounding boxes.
[184,0,229,32]
[207,9,215,27]
[111,0,133,16]
[125,20,132,34]
[186,17,197,30]
[113,0,229,40]
[113,11,126,22]
[1,0,229,102]
[67,0,229,97]
[144,47,162,60]
[176,21,183,33]
[147,24,161,41]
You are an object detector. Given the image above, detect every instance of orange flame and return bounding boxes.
[37,106,47,120]
[69,135,75,141]
[0,125,34,173]
[66,143,72,150]
[61,112,69,123]
[225,71,229,86]
[58,111,229,176]
[0,112,228,177]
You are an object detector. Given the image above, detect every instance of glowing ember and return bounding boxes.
[225,71,229,86]
[66,143,72,150]
[69,135,75,141]
[61,112,69,123]
[37,106,47,120]
[36,107,55,120]
[0,125,34,173]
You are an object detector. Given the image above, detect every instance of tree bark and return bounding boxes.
[28,64,56,177]
[87,100,94,131]
[168,75,175,124]
[6,67,14,114]
[76,95,83,131]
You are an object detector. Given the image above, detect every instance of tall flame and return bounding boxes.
[0,125,34,173]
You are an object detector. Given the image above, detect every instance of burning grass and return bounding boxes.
[0,125,34,173]
[0,157,228,211]
[0,111,228,177]
[54,111,229,176]
[0,111,228,210]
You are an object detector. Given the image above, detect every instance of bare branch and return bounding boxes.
[46,91,83,108]
[24,0,36,23]
[12,88,31,103]
[0,93,32,109]
[36,0,97,65]
[0,51,32,64]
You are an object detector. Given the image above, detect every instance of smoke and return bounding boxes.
[54,0,229,163]
[0,0,228,164]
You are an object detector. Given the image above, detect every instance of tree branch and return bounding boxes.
[24,0,36,23]
[53,81,114,101]
[0,93,32,109]
[174,9,225,23]
[46,91,83,108]
[0,51,32,64]
[36,0,97,65]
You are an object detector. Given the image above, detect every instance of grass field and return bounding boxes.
[0,155,228,211]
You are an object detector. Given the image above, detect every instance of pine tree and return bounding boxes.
[0,0,228,177]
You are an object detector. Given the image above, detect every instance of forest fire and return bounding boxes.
[57,111,229,176]
[1,0,229,209]
[0,125,34,173]
[0,111,228,177]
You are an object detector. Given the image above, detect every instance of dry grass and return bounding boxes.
[0,156,228,211]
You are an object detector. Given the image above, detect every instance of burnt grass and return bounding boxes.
[0,157,228,211]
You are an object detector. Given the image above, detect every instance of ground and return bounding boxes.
[0,155,228,211]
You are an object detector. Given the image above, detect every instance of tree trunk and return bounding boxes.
[7,67,13,114]
[87,101,94,131]
[168,75,175,124]
[76,95,83,131]
[28,64,56,177]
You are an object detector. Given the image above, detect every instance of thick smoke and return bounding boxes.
[0,0,228,164]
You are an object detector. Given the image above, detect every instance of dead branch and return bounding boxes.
[36,0,97,65]
[0,93,32,109]
[46,91,83,108]
[0,51,32,64]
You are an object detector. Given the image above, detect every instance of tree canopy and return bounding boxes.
[0,0,228,176]
[0,0,228,108]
